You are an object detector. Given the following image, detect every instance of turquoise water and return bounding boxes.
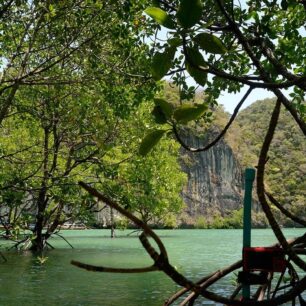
[0,229,305,305]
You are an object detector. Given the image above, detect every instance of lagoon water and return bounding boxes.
[0,229,305,305]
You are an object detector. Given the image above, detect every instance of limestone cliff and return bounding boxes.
[179,127,243,224]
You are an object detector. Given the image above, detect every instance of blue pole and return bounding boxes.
[242,168,255,299]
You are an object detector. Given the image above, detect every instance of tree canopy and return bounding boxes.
[0,0,187,251]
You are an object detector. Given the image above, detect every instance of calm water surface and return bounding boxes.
[0,229,305,306]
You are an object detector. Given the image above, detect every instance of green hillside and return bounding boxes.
[234,99,306,225]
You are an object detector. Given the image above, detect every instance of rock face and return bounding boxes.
[180,129,243,223]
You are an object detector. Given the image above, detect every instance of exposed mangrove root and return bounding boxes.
[127,229,141,236]
[52,233,74,249]
[71,260,158,273]
[172,236,306,305]
[0,250,7,262]
[9,237,32,251]
[46,241,55,250]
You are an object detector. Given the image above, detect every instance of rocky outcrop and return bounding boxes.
[180,128,243,224]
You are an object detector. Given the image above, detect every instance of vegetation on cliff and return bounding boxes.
[189,98,306,228]
[235,98,306,226]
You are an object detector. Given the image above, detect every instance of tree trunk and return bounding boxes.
[30,126,50,252]
[110,207,115,238]
[30,188,47,252]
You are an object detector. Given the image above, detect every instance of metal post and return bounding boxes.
[242,168,255,299]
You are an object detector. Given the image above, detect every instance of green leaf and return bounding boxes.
[151,46,176,80]
[185,47,207,86]
[154,98,174,118]
[194,33,227,54]
[168,37,182,48]
[139,130,166,156]
[281,0,288,10]
[145,7,175,29]
[173,103,208,124]
[185,47,206,66]
[152,0,160,7]
[151,106,168,124]
[185,62,207,86]
[177,0,203,28]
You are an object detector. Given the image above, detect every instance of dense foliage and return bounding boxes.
[0,1,187,251]
[92,102,187,227]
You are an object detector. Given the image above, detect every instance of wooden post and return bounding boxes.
[242,168,255,299]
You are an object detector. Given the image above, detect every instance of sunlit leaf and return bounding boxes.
[151,46,176,80]
[173,103,208,124]
[194,33,227,54]
[139,130,166,156]
[145,7,175,29]
[177,0,203,28]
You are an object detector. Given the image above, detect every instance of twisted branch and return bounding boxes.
[256,99,306,272]
[78,181,168,258]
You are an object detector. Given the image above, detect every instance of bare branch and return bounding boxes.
[172,86,253,152]
[265,191,306,227]
[71,260,157,273]
[78,181,168,259]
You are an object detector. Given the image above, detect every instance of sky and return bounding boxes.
[164,67,276,115]
[213,87,275,114]
[184,77,276,114]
